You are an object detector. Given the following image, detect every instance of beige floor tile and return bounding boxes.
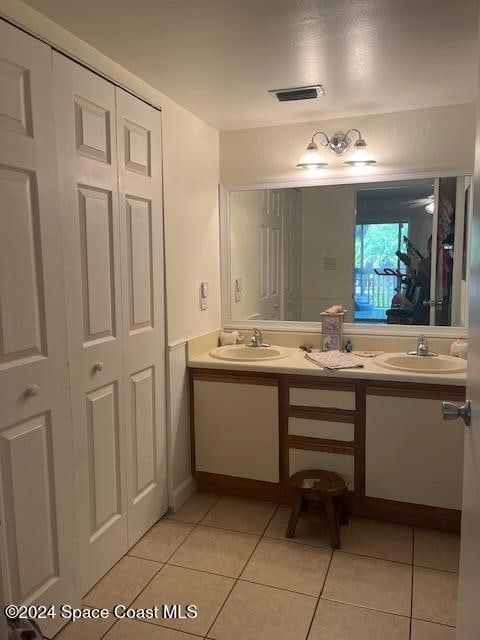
[308,599,410,640]
[167,492,219,524]
[411,619,456,640]
[241,538,331,596]
[341,517,413,563]
[132,564,234,636]
[129,520,194,563]
[322,551,412,616]
[263,504,331,548]
[54,610,114,640]
[201,496,277,534]
[413,567,458,627]
[84,555,161,609]
[209,580,316,640]
[169,524,259,577]
[414,529,460,572]
[104,619,199,639]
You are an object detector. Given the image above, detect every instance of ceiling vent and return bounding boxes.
[269,84,325,102]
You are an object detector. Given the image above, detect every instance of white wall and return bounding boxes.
[1,0,221,346]
[300,186,355,321]
[220,104,476,186]
[162,106,220,342]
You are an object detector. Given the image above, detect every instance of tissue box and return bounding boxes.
[320,312,345,351]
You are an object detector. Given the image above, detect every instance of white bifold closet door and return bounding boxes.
[0,22,77,637]
[53,54,167,593]
[116,89,167,548]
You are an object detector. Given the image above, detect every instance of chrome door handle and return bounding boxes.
[442,400,471,426]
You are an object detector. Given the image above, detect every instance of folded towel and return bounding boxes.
[305,350,364,370]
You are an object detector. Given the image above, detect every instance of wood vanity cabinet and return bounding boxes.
[190,368,466,531]
[365,384,465,510]
[192,371,280,483]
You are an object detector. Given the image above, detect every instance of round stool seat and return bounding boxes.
[290,469,347,495]
[286,468,348,549]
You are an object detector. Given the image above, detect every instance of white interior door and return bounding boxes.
[456,109,480,638]
[259,190,281,320]
[0,22,78,636]
[116,88,167,547]
[53,53,128,594]
[283,189,301,321]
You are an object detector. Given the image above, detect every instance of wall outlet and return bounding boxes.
[323,257,337,271]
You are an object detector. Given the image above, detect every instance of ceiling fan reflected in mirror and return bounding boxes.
[404,194,435,213]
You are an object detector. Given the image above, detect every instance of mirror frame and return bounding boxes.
[220,168,473,337]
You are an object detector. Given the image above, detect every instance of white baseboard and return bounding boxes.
[172,476,196,511]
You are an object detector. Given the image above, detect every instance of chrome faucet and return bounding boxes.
[248,328,270,348]
[408,335,438,357]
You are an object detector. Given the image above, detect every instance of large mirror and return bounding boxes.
[224,176,471,327]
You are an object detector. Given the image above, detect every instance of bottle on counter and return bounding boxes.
[450,337,468,359]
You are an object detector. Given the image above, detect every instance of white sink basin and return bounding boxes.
[210,344,289,362]
[375,352,467,374]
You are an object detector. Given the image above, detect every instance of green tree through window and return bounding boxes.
[355,222,408,321]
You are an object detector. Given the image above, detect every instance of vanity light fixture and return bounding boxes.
[297,128,377,169]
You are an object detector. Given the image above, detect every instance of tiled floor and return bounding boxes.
[56,492,460,640]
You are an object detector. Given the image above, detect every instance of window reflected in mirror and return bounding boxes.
[226,176,471,327]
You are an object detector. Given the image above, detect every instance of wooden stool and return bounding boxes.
[286,469,349,549]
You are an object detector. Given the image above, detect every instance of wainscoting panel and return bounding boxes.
[167,341,196,510]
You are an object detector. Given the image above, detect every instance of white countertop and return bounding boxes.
[188,347,467,386]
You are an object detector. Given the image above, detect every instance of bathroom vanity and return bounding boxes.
[189,345,466,531]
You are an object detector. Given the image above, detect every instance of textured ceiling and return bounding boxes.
[22,0,479,130]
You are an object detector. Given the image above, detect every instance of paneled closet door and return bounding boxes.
[116,89,167,547]
[53,53,128,593]
[259,190,282,320]
[0,22,77,636]
[284,190,301,321]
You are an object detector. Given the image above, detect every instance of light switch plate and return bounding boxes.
[200,281,209,310]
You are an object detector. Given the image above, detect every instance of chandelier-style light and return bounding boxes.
[297,128,377,169]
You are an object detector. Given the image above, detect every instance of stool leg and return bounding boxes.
[325,496,340,549]
[340,493,349,525]
[286,494,303,538]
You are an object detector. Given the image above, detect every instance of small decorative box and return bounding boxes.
[320,311,345,352]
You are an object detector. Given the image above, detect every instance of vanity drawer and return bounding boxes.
[289,387,355,410]
[289,448,354,489]
[288,417,354,442]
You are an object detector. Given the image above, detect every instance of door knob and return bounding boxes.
[25,384,40,397]
[93,361,104,372]
[442,400,471,426]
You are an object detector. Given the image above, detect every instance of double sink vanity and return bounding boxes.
[188,332,467,532]
[192,173,471,533]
